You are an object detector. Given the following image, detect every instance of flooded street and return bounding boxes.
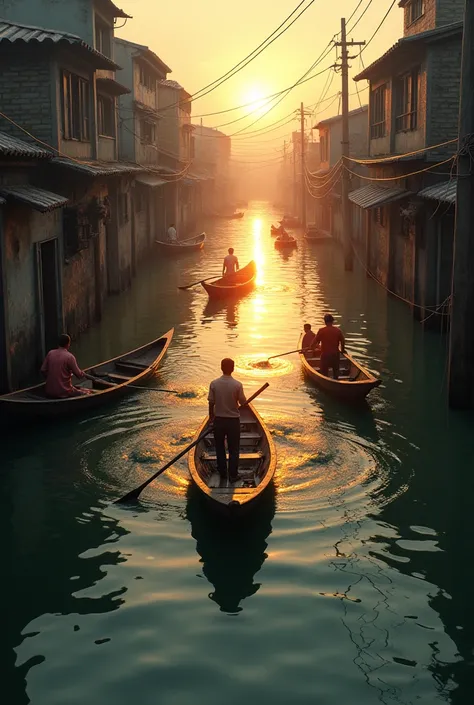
[3,201,474,705]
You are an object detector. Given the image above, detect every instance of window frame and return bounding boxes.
[61,70,90,142]
[95,17,112,58]
[139,65,156,91]
[370,84,386,140]
[140,118,156,145]
[407,0,424,26]
[395,68,419,133]
[98,94,116,138]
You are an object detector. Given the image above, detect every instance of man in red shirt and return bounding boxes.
[312,314,345,379]
[41,334,93,398]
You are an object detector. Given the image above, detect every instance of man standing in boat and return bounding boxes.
[311,314,345,379]
[167,223,177,243]
[222,248,239,276]
[41,334,93,397]
[208,358,246,483]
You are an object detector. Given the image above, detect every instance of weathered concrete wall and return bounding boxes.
[436,0,464,28]
[62,243,97,337]
[3,204,62,387]
[107,178,133,292]
[427,37,462,160]
[0,0,94,45]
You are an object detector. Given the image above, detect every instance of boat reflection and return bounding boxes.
[202,298,240,328]
[186,481,276,614]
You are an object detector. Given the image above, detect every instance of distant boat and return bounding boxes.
[271,224,287,236]
[156,232,206,254]
[275,235,297,250]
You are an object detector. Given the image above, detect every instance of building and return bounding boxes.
[311,106,369,240]
[193,125,231,213]
[352,0,463,322]
[115,37,175,254]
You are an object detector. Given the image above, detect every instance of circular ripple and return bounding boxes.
[235,353,294,378]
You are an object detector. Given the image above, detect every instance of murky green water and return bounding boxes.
[2,202,474,705]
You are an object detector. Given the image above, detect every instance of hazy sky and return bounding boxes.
[116,1,402,159]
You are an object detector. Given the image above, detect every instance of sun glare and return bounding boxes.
[242,86,268,115]
[252,217,265,286]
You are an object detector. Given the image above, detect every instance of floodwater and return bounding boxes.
[2,202,474,705]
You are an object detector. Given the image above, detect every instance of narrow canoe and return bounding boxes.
[155,232,206,253]
[275,236,297,249]
[298,334,381,401]
[188,403,276,514]
[202,260,257,299]
[0,329,174,421]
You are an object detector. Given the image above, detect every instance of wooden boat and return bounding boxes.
[188,403,276,514]
[305,226,332,244]
[298,334,381,401]
[271,224,287,236]
[201,260,257,299]
[0,329,174,421]
[155,232,206,253]
[275,235,297,249]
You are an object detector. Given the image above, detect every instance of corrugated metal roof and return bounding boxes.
[52,158,143,176]
[159,79,184,90]
[0,20,118,70]
[96,77,130,96]
[419,180,457,205]
[349,185,411,209]
[0,132,51,158]
[0,185,68,212]
[135,174,167,188]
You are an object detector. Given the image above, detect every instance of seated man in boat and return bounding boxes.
[279,229,290,241]
[302,323,316,354]
[222,247,239,276]
[167,223,177,243]
[311,314,345,379]
[208,358,246,483]
[41,334,93,398]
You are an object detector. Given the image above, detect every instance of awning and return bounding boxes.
[419,180,456,205]
[96,77,130,96]
[349,184,411,209]
[52,157,142,176]
[135,174,167,188]
[0,185,68,212]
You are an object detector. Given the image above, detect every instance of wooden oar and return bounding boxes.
[128,385,180,395]
[114,382,270,504]
[266,348,305,362]
[178,275,221,290]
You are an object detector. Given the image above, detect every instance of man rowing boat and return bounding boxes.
[41,334,93,398]
[311,314,346,379]
[222,248,239,276]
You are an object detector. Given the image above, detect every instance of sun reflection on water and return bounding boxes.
[252,217,265,286]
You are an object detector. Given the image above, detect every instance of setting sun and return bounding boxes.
[242,85,269,115]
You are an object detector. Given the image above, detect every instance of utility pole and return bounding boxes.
[300,102,307,229]
[448,0,474,409]
[335,18,365,271]
[293,143,297,216]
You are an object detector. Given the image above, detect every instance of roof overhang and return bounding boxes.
[0,185,68,212]
[96,76,130,96]
[349,184,412,209]
[135,174,167,188]
[96,0,132,19]
[52,157,142,176]
[419,180,457,205]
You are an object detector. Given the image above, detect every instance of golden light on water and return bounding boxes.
[252,217,265,286]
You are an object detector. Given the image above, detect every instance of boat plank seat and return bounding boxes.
[106,372,132,382]
[202,451,263,461]
[114,362,147,374]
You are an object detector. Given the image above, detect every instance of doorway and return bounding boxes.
[36,238,60,356]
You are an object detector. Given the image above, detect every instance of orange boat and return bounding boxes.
[201,260,257,299]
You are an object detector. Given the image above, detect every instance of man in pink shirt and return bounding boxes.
[41,334,92,398]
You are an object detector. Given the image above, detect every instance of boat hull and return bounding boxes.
[298,334,380,401]
[188,404,276,514]
[155,233,206,254]
[201,261,257,299]
[0,329,174,421]
[275,237,297,249]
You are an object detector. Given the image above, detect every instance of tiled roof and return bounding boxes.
[0,131,51,158]
[98,0,132,19]
[52,158,143,176]
[349,184,411,209]
[419,180,457,205]
[159,79,184,90]
[0,185,68,212]
[354,22,463,81]
[0,19,119,70]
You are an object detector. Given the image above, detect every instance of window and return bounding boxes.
[373,207,386,227]
[320,134,329,162]
[370,85,386,139]
[407,0,424,26]
[395,68,419,132]
[95,18,112,57]
[140,119,156,144]
[139,66,155,91]
[98,95,115,137]
[118,193,129,225]
[63,207,93,257]
[62,71,90,141]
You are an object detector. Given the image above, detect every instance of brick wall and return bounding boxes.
[427,37,462,160]
[0,52,53,147]
[403,0,436,37]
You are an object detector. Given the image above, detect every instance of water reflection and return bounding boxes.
[202,299,239,328]
[252,217,265,286]
[186,482,276,614]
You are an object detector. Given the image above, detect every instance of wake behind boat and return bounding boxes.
[0,330,174,421]
[201,260,257,299]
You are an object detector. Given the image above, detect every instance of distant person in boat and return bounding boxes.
[208,357,246,483]
[279,229,290,241]
[311,314,346,380]
[167,223,177,243]
[41,334,93,398]
[222,247,239,276]
[302,323,316,353]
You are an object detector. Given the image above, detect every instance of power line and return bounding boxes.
[347,0,373,33]
[361,0,397,54]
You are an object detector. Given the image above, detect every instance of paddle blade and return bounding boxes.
[114,486,143,504]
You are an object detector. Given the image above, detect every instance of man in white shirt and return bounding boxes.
[222,247,239,276]
[167,223,177,242]
[208,358,246,483]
